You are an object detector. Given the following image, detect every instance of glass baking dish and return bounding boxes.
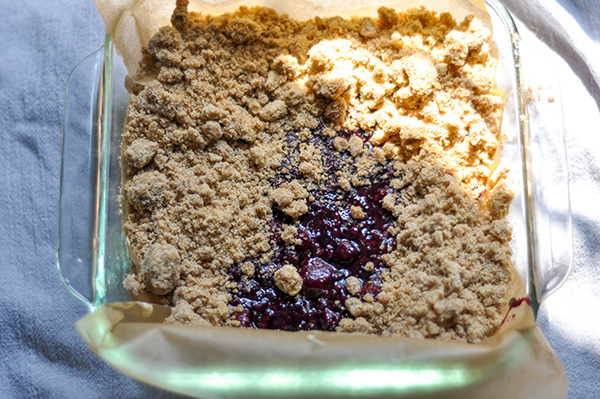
[58,0,573,396]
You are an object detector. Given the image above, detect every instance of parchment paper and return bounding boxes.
[96,0,489,78]
[76,296,565,398]
[86,0,568,397]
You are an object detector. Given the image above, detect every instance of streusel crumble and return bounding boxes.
[122,0,514,342]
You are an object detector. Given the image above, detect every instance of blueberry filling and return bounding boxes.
[229,129,399,331]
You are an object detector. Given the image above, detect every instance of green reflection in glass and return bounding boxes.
[91,34,114,312]
[83,305,528,398]
[172,367,471,392]
[98,343,521,398]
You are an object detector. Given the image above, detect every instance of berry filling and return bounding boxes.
[229,129,399,331]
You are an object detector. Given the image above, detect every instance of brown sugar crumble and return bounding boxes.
[122,0,514,342]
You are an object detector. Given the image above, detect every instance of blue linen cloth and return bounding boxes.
[0,0,598,397]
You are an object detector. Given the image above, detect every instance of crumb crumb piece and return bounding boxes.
[281,225,298,244]
[260,100,288,122]
[140,243,181,295]
[125,138,159,169]
[345,276,362,295]
[123,273,144,295]
[241,261,255,278]
[203,121,223,143]
[274,265,303,296]
[487,180,514,219]
[373,147,386,164]
[382,142,396,159]
[338,317,374,334]
[339,177,351,191]
[360,18,378,38]
[249,145,267,167]
[165,300,211,325]
[382,194,396,211]
[378,7,399,29]
[348,136,364,157]
[344,297,383,318]
[125,171,167,210]
[488,219,511,242]
[272,180,309,217]
[350,205,365,220]
[333,137,348,152]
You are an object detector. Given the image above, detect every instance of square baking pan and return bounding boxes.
[57,0,573,396]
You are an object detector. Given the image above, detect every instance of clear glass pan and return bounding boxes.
[58,0,573,396]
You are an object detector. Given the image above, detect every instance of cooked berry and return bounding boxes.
[229,129,399,331]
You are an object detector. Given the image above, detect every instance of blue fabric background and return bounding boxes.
[0,0,598,397]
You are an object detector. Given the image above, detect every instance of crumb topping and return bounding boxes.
[274,265,303,296]
[122,0,513,342]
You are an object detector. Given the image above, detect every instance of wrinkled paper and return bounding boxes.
[87,0,568,397]
[96,0,489,77]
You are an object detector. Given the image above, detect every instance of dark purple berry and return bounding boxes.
[302,258,334,289]
[335,239,359,264]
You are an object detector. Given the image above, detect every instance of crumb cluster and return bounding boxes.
[122,0,514,342]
